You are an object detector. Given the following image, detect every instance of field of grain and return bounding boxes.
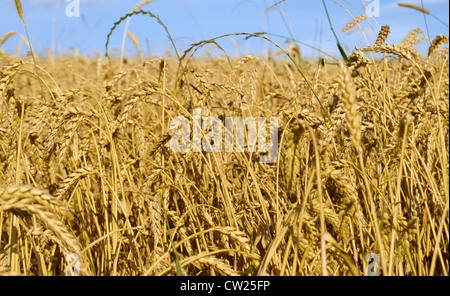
[0,1,448,276]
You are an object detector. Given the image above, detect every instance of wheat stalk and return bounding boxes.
[0,31,17,48]
[363,44,421,62]
[401,28,424,48]
[374,25,391,46]
[428,35,449,58]
[14,0,24,21]
[397,3,430,15]
[337,62,362,154]
[1,8,448,276]
[0,185,83,272]
[127,31,144,63]
[198,257,240,276]
[342,15,367,32]
[132,0,156,12]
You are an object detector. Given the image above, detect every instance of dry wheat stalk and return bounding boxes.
[363,44,421,62]
[231,56,257,80]
[337,62,362,154]
[0,185,72,218]
[428,35,449,58]
[283,121,303,198]
[0,60,23,94]
[198,256,240,276]
[0,31,17,48]
[342,15,367,32]
[326,167,367,236]
[215,226,251,252]
[374,25,391,46]
[14,0,24,22]
[397,3,430,15]
[401,28,424,48]
[132,0,156,12]
[55,166,98,200]
[0,17,448,276]
[0,185,83,269]
[0,266,23,276]
[346,47,372,69]
[127,31,144,62]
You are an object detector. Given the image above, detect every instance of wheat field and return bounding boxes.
[0,1,448,276]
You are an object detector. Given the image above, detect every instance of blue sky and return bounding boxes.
[0,0,448,58]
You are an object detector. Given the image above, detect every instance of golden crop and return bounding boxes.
[0,1,448,276]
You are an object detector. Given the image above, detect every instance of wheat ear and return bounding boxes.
[0,185,83,268]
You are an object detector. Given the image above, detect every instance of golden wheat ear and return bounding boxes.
[428,35,449,58]
[374,25,391,46]
[397,3,430,14]
[14,0,24,21]
[342,15,367,33]
[0,31,17,48]
[0,185,84,274]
